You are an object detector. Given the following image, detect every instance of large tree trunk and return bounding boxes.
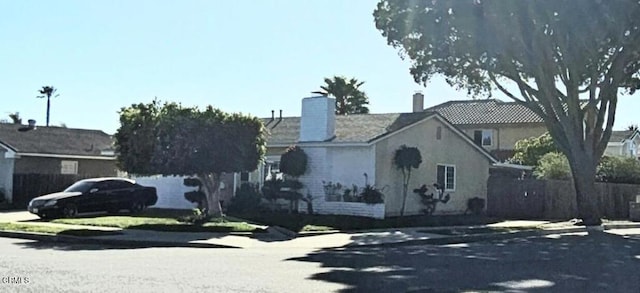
[568,154,602,226]
[197,173,224,218]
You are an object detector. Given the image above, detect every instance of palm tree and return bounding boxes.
[319,76,370,115]
[37,86,59,127]
[393,145,422,216]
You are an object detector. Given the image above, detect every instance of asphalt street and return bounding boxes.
[1,230,640,292]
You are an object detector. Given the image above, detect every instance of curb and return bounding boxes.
[0,230,239,249]
[343,226,587,248]
[266,226,298,239]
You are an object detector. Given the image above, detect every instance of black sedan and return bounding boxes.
[27,177,158,219]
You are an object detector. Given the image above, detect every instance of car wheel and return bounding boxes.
[62,204,78,218]
[129,201,144,214]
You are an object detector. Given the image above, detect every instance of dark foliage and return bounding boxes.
[227,183,262,214]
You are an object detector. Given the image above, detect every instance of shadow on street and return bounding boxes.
[287,231,640,292]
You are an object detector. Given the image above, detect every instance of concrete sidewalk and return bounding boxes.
[2,210,640,249]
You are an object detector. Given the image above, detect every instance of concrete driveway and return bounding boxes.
[0,210,39,222]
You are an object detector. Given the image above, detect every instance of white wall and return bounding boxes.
[0,151,14,203]
[298,144,383,218]
[132,175,198,209]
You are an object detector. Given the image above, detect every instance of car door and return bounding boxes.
[86,181,114,212]
[110,180,135,209]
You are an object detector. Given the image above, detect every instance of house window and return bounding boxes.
[240,172,250,183]
[473,130,492,146]
[60,161,78,174]
[263,160,281,181]
[436,126,442,140]
[436,164,455,191]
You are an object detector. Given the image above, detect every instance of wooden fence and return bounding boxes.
[487,176,640,220]
[12,173,89,209]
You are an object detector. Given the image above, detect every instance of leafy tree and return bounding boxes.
[8,112,22,124]
[533,152,571,180]
[393,145,422,216]
[319,76,370,115]
[597,156,640,184]
[374,1,640,225]
[279,145,308,213]
[510,133,558,166]
[36,86,59,127]
[114,100,267,217]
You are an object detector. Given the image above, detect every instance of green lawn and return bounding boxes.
[0,222,122,237]
[50,209,264,233]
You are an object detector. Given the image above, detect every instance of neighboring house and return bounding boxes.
[420,95,638,162]
[420,94,547,161]
[0,122,117,203]
[604,129,640,159]
[246,96,497,218]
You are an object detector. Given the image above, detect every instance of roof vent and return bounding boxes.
[18,119,37,132]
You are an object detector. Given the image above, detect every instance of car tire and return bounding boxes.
[129,201,144,214]
[38,213,51,220]
[62,204,78,218]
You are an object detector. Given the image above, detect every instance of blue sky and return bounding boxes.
[1,0,638,134]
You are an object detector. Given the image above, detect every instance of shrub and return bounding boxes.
[597,156,640,184]
[228,183,262,214]
[533,152,571,180]
[467,197,485,215]
[280,179,303,190]
[261,178,283,200]
[184,191,206,207]
[360,185,384,204]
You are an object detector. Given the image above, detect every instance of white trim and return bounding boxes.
[0,142,17,159]
[437,164,456,192]
[493,162,534,170]
[608,142,624,146]
[283,142,370,148]
[17,153,116,160]
[474,129,493,147]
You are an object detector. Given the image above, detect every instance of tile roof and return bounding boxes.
[610,130,639,142]
[262,112,437,145]
[0,123,114,157]
[425,99,544,125]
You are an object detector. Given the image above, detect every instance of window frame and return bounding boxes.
[436,164,456,192]
[60,160,78,175]
[473,129,493,147]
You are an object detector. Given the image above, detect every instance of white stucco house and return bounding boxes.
[247,95,498,218]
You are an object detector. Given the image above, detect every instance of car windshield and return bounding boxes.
[63,181,96,193]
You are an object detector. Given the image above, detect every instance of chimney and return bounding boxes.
[300,95,336,142]
[279,109,282,121]
[412,92,424,112]
[271,110,275,121]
